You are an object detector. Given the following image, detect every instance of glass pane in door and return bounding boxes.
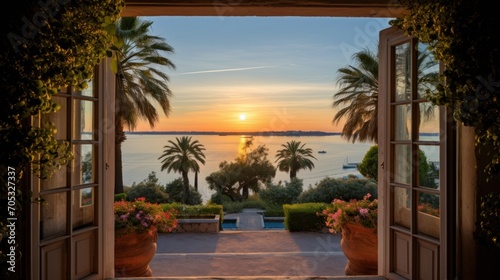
[394,104,411,140]
[393,186,411,229]
[40,167,67,191]
[417,102,440,141]
[417,43,439,99]
[73,99,95,140]
[40,192,67,240]
[394,144,412,185]
[418,145,440,189]
[395,43,412,101]
[73,144,95,185]
[417,192,440,239]
[72,188,96,230]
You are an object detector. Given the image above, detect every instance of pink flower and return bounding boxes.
[332,209,342,220]
[114,198,178,235]
[359,208,369,217]
[322,193,378,233]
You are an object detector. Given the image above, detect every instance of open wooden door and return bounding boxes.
[378,27,456,280]
[31,60,116,280]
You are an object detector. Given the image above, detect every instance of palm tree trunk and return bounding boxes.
[114,118,127,194]
[182,171,190,204]
[194,171,198,191]
[290,169,297,180]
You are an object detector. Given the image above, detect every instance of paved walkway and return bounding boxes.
[147,209,355,279]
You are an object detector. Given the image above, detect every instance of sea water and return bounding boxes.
[121,134,436,203]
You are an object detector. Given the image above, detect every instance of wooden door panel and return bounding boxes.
[416,239,439,280]
[41,241,67,280]
[393,231,411,278]
[72,231,96,278]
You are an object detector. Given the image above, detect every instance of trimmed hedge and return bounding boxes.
[161,203,224,228]
[283,203,328,232]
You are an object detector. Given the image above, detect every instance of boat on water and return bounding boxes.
[342,156,359,169]
[318,150,327,154]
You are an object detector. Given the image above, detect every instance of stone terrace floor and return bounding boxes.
[120,209,386,280]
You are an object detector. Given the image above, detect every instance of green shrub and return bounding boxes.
[127,184,170,204]
[209,192,230,205]
[211,193,268,213]
[241,199,267,209]
[165,178,203,205]
[259,178,303,206]
[114,193,127,202]
[358,145,379,180]
[126,171,170,203]
[222,199,268,213]
[221,201,245,213]
[283,203,327,232]
[298,176,377,203]
[264,204,285,217]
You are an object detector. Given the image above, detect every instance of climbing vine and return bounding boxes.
[474,192,500,249]
[0,0,124,278]
[391,0,500,177]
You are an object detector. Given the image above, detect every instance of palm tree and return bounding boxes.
[114,17,176,194]
[158,136,206,204]
[332,46,439,143]
[332,48,379,143]
[275,140,317,180]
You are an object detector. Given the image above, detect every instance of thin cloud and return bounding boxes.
[174,65,273,75]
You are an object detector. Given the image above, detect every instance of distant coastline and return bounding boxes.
[124,130,440,137]
[125,130,342,136]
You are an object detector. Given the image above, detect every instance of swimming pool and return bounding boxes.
[221,218,239,230]
[262,216,286,230]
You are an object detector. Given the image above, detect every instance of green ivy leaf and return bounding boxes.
[110,56,118,74]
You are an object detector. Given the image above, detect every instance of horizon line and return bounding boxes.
[125,130,341,133]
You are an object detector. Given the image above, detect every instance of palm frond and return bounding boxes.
[331,45,437,144]
[115,16,176,130]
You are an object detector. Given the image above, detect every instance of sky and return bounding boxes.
[132,16,394,132]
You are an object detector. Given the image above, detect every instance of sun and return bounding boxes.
[239,114,246,121]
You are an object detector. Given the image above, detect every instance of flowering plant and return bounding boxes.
[322,193,378,234]
[114,197,178,236]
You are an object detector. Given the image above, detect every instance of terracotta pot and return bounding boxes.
[340,222,378,275]
[114,229,158,277]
